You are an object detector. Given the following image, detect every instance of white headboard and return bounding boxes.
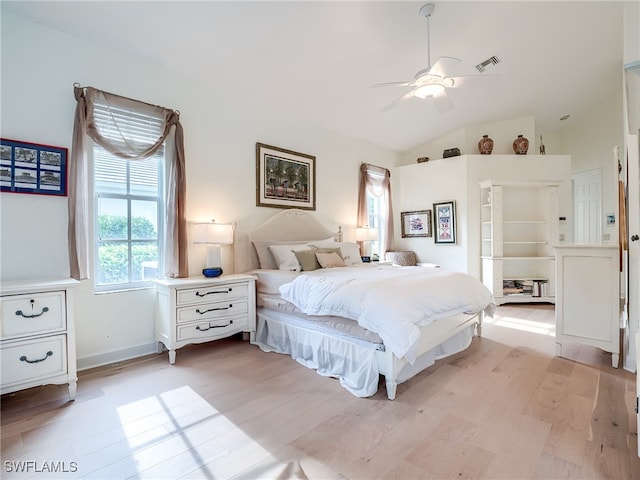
[234,209,342,273]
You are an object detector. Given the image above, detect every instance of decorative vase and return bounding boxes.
[513,134,529,155]
[478,135,493,155]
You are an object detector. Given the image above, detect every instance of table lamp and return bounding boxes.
[355,227,378,258]
[192,221,234,277]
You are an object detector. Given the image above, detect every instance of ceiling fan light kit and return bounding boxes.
[413,83,445,99]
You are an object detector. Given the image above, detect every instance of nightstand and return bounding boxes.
[1,278,80,400]
[153,274,256,364]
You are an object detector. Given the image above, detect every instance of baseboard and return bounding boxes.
[77,342,158,371]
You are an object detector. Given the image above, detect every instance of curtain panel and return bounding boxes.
[69,86,188,280]
[357,163,394,254]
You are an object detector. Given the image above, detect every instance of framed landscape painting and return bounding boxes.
[256,142,316,210]
[433,200,456,244]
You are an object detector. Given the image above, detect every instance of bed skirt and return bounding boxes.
[253,308,477,398]
[254,308,382,397]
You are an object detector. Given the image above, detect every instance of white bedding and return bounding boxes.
[279,265,495,362]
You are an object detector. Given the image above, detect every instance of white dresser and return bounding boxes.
[554,244,620,367]
[154,274,256,364]
[1,278,80,400]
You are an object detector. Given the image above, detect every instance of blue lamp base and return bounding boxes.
[202,267,223,278]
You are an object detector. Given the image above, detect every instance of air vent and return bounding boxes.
[475,56,500,73]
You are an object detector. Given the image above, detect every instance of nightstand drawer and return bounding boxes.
[176,300,248,324]
[1,335,67,387]
[176,284,248,306]
[176,316,247,342]
[1,292,66,339]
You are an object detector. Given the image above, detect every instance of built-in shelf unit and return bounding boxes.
[480,179,559,305]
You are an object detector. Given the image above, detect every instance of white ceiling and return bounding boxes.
[2,1,624,153]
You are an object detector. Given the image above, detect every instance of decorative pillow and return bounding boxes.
[253,237,334,269]
[385,251,417,266]
[252,239,305,269]
[294,247,343,271]
[316,251,346,268]
[294,249,320,271]
[310,240,362,266]
[268,244,314,271]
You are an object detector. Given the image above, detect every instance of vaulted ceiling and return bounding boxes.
[2,1,624,152]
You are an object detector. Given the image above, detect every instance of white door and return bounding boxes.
[623,61,639,455]
[573,169,602,244]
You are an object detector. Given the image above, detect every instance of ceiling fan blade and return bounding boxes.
[428,56,461,78]
[372,80,416,88]
[445,74,501,88]
[381,91,415,111]
[432,91,454,113]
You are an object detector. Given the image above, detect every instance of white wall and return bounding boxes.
[557,90,623,244]
[0,13,398,369]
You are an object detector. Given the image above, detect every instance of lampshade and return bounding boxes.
[355,227,378,242]
[192,222,234,245]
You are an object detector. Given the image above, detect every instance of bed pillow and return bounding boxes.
[316,251,346,268]
[310,240,362,266]
[294,247,342,271]
[269,244,316,271]
[252,239,306,270]
[253,237,335,269]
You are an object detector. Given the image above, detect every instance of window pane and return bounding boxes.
[132,242,159,281]
[97,198,128,240]
[131,200,158,240]
[95,148,127,195]
[130,156,159,196]
[97,242,129,285]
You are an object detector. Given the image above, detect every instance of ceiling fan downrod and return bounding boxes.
[419,3,436,69]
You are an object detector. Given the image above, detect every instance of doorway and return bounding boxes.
[573,169,602,244]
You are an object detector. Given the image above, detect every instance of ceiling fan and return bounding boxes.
[374,3,496,112]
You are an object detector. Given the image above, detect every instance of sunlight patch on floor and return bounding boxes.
[111,386,265,478]
[485,315,556,336]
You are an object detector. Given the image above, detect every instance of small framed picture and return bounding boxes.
[433,200,456,244]
[400,210,432,238]
[0,138,67,196]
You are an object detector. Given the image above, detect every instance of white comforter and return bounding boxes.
[279,265,495,362]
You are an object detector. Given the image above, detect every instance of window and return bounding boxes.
[358,163,393,256]
[93,103,164,291]
[366,191,383,257]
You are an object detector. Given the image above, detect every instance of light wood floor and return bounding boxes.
[2,304,639,479]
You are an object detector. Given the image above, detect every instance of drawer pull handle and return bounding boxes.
[196,304,232,315]
[196,320,233,332]
[20,351,53,364]
[195,288,232,297]
[15,306,49,318]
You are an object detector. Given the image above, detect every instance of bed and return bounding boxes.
[235,209,495,400]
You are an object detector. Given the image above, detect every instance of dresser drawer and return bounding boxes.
[1,335,67,387]
[176,284,248,306]
[1,292,66,339]
[176,316,247,342]
[176,300,248,324]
